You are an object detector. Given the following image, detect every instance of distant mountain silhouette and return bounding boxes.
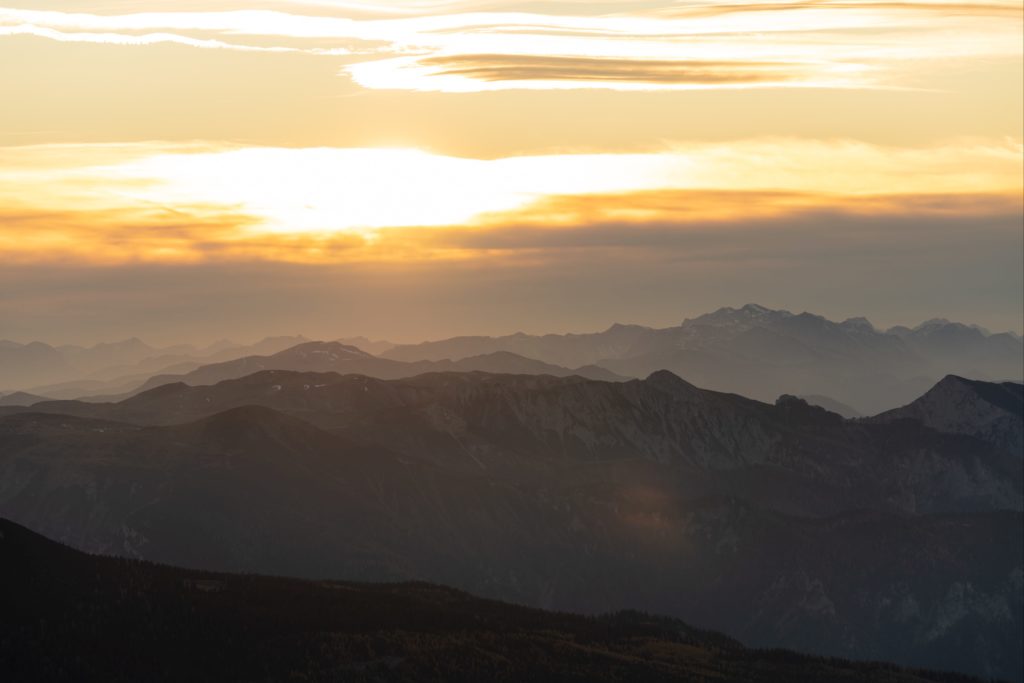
[118,341,625,397]
[2,371,1021,680]
[382,304,1024,414]
[383,322,655,367]
[1,517,991,683]
[5,306,1020,412]
[799,394,862,418]
[0,340,73,389]
[0,391,48,407]
[2,335,313,397]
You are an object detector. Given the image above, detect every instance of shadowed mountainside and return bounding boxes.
[6,370,1020,516]
[0,517,992,683]
[1,371,1021,680]
[870,375,1023,457]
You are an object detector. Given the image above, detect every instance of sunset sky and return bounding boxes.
[1,0,1021,344]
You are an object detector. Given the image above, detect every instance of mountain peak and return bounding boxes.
[276,341,374,360]
[604,322,648,333]
[644,369,701,394]
[0,391,49,407]
[775,393,810,408]
[871,375,1023,456]
[915,318,953,330]
[930,374,1023,414]
[840,316,876,332]
[686,304,791,328]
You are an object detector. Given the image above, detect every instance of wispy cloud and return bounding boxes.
[359,53,843,90]
[0,24,315,53]
[1,1,1019,91]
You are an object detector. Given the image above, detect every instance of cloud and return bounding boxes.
[0,137,1019,244]
[1,2,1019,91]
[0,139,1018,266]
[0,23,317,53]
[654,0,1023,19]
[394,191,1024,254]
[0,204,370,265]
[412,53,816,86]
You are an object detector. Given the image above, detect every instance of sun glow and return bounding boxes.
[0,139,1020,265]
[99,140,1024,232]
[88,145,703,236]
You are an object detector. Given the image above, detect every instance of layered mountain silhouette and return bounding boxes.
[799,394,862,418]
[382,304,1024,413]
[1,518,992,683]
[0,391,48,407]
[101,341,624,399]
[2,371,1021,680]
[0,335,314,398]
[4,306,1020,415]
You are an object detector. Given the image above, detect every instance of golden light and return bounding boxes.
[0,139,1019,264]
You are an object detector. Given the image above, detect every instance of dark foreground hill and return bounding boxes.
[0,518,993,683]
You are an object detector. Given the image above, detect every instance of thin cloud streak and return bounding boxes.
[1,2,1019,91]
[0,24,320,53]
[412,53,821,86]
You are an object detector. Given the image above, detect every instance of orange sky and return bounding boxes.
[0,0,1021,341]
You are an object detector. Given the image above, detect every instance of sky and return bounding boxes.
[0,0,1021,345]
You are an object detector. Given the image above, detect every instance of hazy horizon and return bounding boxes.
[2,296,1023,349]
[1,0,1021,349]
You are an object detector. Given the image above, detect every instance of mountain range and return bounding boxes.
[3,305,1021,416]
[0,335,402,399]
[2,369,1020,680]
[117,342,624,398]
[381,305,1023,414]
[0,335,310,397]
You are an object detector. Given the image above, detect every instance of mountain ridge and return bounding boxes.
[870,374,1023,457]
[5,305,1020,414]
[380,305,1023,414]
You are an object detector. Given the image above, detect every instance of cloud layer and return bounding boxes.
[1,139,1019,264]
